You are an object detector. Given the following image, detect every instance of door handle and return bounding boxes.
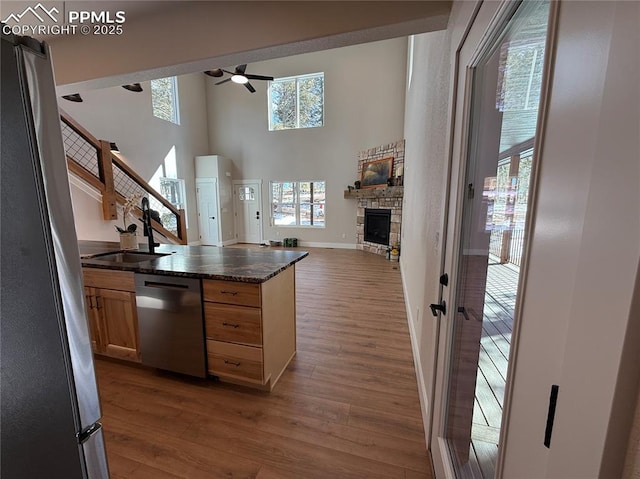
[210,216,215,220]
[429,300,446,316]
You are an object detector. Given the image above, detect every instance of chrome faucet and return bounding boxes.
[141,197,159,253]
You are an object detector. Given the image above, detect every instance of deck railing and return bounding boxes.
[60,112,187,244]
[489,228,525,267]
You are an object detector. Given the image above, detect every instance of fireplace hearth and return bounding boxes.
[364,209,391,246]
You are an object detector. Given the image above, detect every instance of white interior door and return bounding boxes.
[233,180,263,244]
[196,179,220,246]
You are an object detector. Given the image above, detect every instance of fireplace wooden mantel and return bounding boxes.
[344,186,404,199]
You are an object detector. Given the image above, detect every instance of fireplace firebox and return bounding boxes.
[364,209,391,246]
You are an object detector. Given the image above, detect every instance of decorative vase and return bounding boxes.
[354,180,361,190]
[119,232,137,250]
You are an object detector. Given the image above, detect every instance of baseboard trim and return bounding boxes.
[400,262,432,449]
[297,241,356,249]
[220,239,238,246]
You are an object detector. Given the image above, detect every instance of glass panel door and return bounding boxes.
[442,2,550,477]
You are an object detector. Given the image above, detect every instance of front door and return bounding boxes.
[196,179,220,246]
[234,180,263,244]
[430,1,551,477]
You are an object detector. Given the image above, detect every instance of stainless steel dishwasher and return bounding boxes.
[135,274,206,378]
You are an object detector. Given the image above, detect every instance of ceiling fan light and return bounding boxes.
[231,74,249,84]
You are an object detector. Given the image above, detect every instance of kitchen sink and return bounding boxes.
[90,251,169,264]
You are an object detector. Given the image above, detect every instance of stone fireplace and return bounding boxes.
[344,140,405,256]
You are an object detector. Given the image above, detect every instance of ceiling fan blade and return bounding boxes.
[235,64,247,74]
[215,78,232,85]
[245,74,274,81]
[204,69,224,77]
[244,82,256,93]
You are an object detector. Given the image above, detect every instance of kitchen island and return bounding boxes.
[80,241,308,391]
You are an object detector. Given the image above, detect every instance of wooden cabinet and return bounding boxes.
[203,266,296,390]
[83,268,141,362]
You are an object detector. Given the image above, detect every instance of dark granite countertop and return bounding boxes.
[79,241,308,283]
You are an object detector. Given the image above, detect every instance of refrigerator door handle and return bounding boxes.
[78,422,102,444]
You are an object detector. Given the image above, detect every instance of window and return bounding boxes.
[159,177,187,230]
[271,181,325,227]
[151,77,179,124]
[268,73,324,131]
[238,186,255,201]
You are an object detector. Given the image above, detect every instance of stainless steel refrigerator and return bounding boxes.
[1,31,110,478]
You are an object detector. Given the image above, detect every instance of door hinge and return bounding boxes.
[468,183,475,199]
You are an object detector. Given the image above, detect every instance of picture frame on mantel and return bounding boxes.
[361,157,393,188]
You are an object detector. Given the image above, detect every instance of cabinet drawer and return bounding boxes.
[207,340,263,382]
[203,280,260,307]
[204,303,261,346]
[83,268,135,292]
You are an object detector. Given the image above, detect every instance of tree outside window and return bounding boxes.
[269,73,324,131]
[271,181,325,227]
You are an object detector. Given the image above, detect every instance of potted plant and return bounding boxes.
[116,193,142,250]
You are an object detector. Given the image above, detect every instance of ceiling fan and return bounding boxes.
[204,64,274,93]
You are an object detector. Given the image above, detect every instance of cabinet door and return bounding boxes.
[97,288,140,362]
[84,287,102,353]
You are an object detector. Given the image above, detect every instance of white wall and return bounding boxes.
[206,38,407,246]
[63,72,210,243]
[400,29,452,440]
[501,1,640,476]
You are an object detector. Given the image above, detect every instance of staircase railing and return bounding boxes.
[60,111,187,245]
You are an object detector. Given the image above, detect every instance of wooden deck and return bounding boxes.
[469,260,519,478]
[95,247,432,479]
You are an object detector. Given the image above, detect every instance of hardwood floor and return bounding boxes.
[96,247,432,479]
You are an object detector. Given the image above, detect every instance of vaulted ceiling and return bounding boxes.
[35,1,451,93]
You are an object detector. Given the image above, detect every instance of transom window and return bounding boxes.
[268,73,324,131]
[151,77,180,124]
[271,181,325,227]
